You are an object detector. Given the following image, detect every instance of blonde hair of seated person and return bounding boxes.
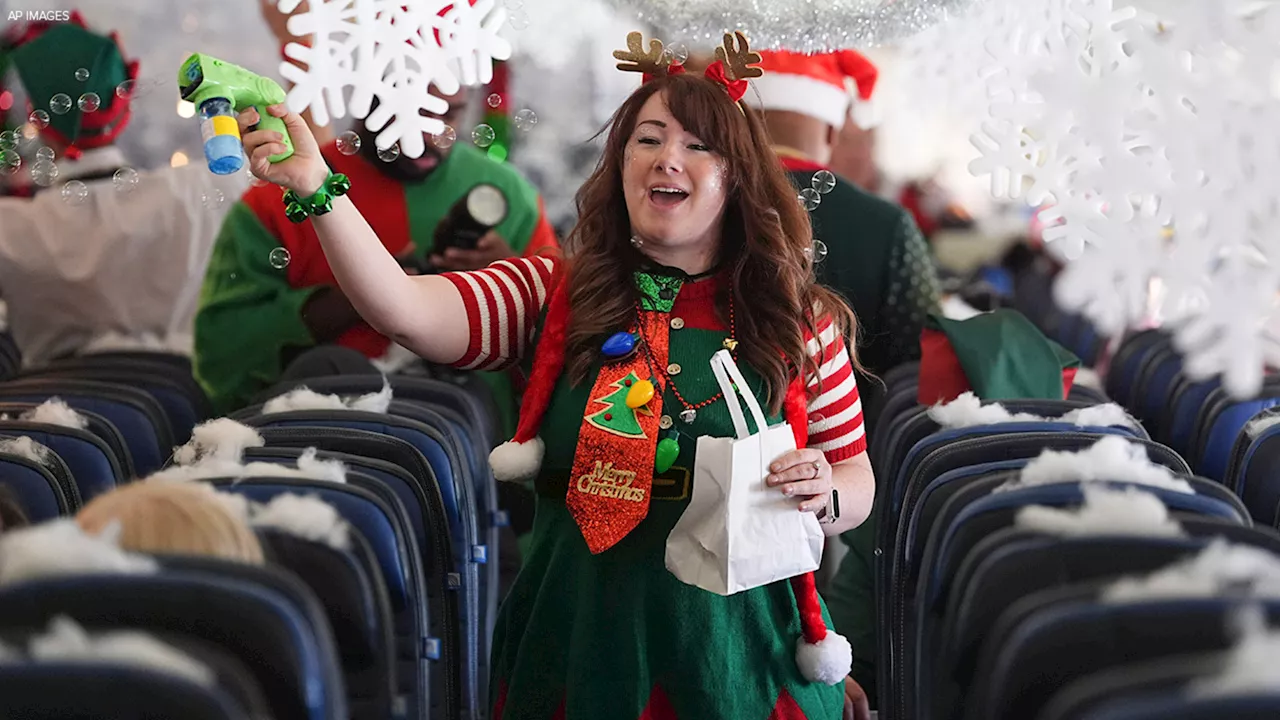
[76,481,264,564]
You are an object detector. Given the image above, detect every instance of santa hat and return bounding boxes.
[2,13,140,159]
[488,262,853,684]
[748,49,879,130]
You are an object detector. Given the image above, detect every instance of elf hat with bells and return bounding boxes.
[2,13,140,160]
[486,32,853,687]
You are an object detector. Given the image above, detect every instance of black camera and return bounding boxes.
[433,183,509,253]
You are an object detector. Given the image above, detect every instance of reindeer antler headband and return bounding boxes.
[613,30,763,104]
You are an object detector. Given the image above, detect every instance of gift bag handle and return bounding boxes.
[710,349,769,440]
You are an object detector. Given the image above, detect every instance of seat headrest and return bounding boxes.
[259,529,385,665]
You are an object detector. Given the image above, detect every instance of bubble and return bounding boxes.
[0,131,14,150]
[269,247,291,269]
[62,180,89,205]
[799,188,821,211]
[36,147,55,161]
[508,9,529,29]
[28,109,50,129]
[336,131,361,155]
[432,126,457,149]
[113,167,139,193]
[0,150,20,176]
[75,67,90,81]
[487,93,502,109]
[812,170,836,194]
[514,109,538,132]
[115,80,136,99]
[30,159,58,187]
[472,124,496,148]
[377,143,400,162]
[202,188,225,209]
[78,93,101,113]
[659,44,690,65]
[812,240,828,263]
[505,0,523,8]
[49,94,72,115]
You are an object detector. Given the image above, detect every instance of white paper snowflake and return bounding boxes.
[276,0,511,157]
[433,0,512,87]
[958,0,1280,397]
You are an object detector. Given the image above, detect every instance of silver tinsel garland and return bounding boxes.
[605,0,984,52]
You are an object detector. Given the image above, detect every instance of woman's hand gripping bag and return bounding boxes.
[665,350,825,595]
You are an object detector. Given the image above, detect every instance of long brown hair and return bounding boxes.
[562,71,859,414]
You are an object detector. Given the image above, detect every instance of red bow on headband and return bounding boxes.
[644,61,748,103]
[703,61,749,103]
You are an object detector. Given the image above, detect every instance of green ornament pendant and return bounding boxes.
[655,436,680,474]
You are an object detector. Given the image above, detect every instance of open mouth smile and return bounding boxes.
[648,184,689,207]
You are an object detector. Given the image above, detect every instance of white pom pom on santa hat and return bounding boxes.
[789,571,852,684]
[486,277,569,485]
[795,631,853,685]
[489,437,545,483]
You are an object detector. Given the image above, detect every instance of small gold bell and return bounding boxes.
[722,338,739,351]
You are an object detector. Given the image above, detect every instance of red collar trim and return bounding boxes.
[675,270,728,301]
[777,154,827,173]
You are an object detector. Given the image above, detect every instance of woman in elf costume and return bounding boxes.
[234,30,876,720]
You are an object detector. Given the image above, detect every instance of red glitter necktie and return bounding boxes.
[565,311,669,553]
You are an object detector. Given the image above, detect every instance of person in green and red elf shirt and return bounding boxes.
[748,49,941,385]
[191,84,560,423]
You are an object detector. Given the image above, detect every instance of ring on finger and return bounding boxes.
[810,461,821,479]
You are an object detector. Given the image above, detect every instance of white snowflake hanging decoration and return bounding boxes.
[276,0,512,158]
[958,0,1280,398]
[433,0,512,86]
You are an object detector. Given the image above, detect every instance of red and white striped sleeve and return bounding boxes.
[441,256,559,372]
[805,317,868,462]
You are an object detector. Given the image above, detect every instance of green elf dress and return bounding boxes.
[440,256,870,720]
[192,140,560,426]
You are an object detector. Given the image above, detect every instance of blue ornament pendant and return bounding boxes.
[602,331,639,362]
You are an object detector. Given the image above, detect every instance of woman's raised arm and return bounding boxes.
[239,104,470,364]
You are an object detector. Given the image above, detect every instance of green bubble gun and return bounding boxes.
[177,53,294,175]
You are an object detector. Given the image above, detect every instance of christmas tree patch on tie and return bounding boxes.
[586,371,654,438]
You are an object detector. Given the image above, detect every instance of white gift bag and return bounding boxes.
[665,349,825,595]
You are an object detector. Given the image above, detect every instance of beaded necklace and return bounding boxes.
[596,269,738,473]
[635,289,737,426]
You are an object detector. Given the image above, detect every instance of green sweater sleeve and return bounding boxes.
[192,202,321,414]
[876,210,942,370]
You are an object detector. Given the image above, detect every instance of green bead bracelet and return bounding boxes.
[282,171,352,223]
